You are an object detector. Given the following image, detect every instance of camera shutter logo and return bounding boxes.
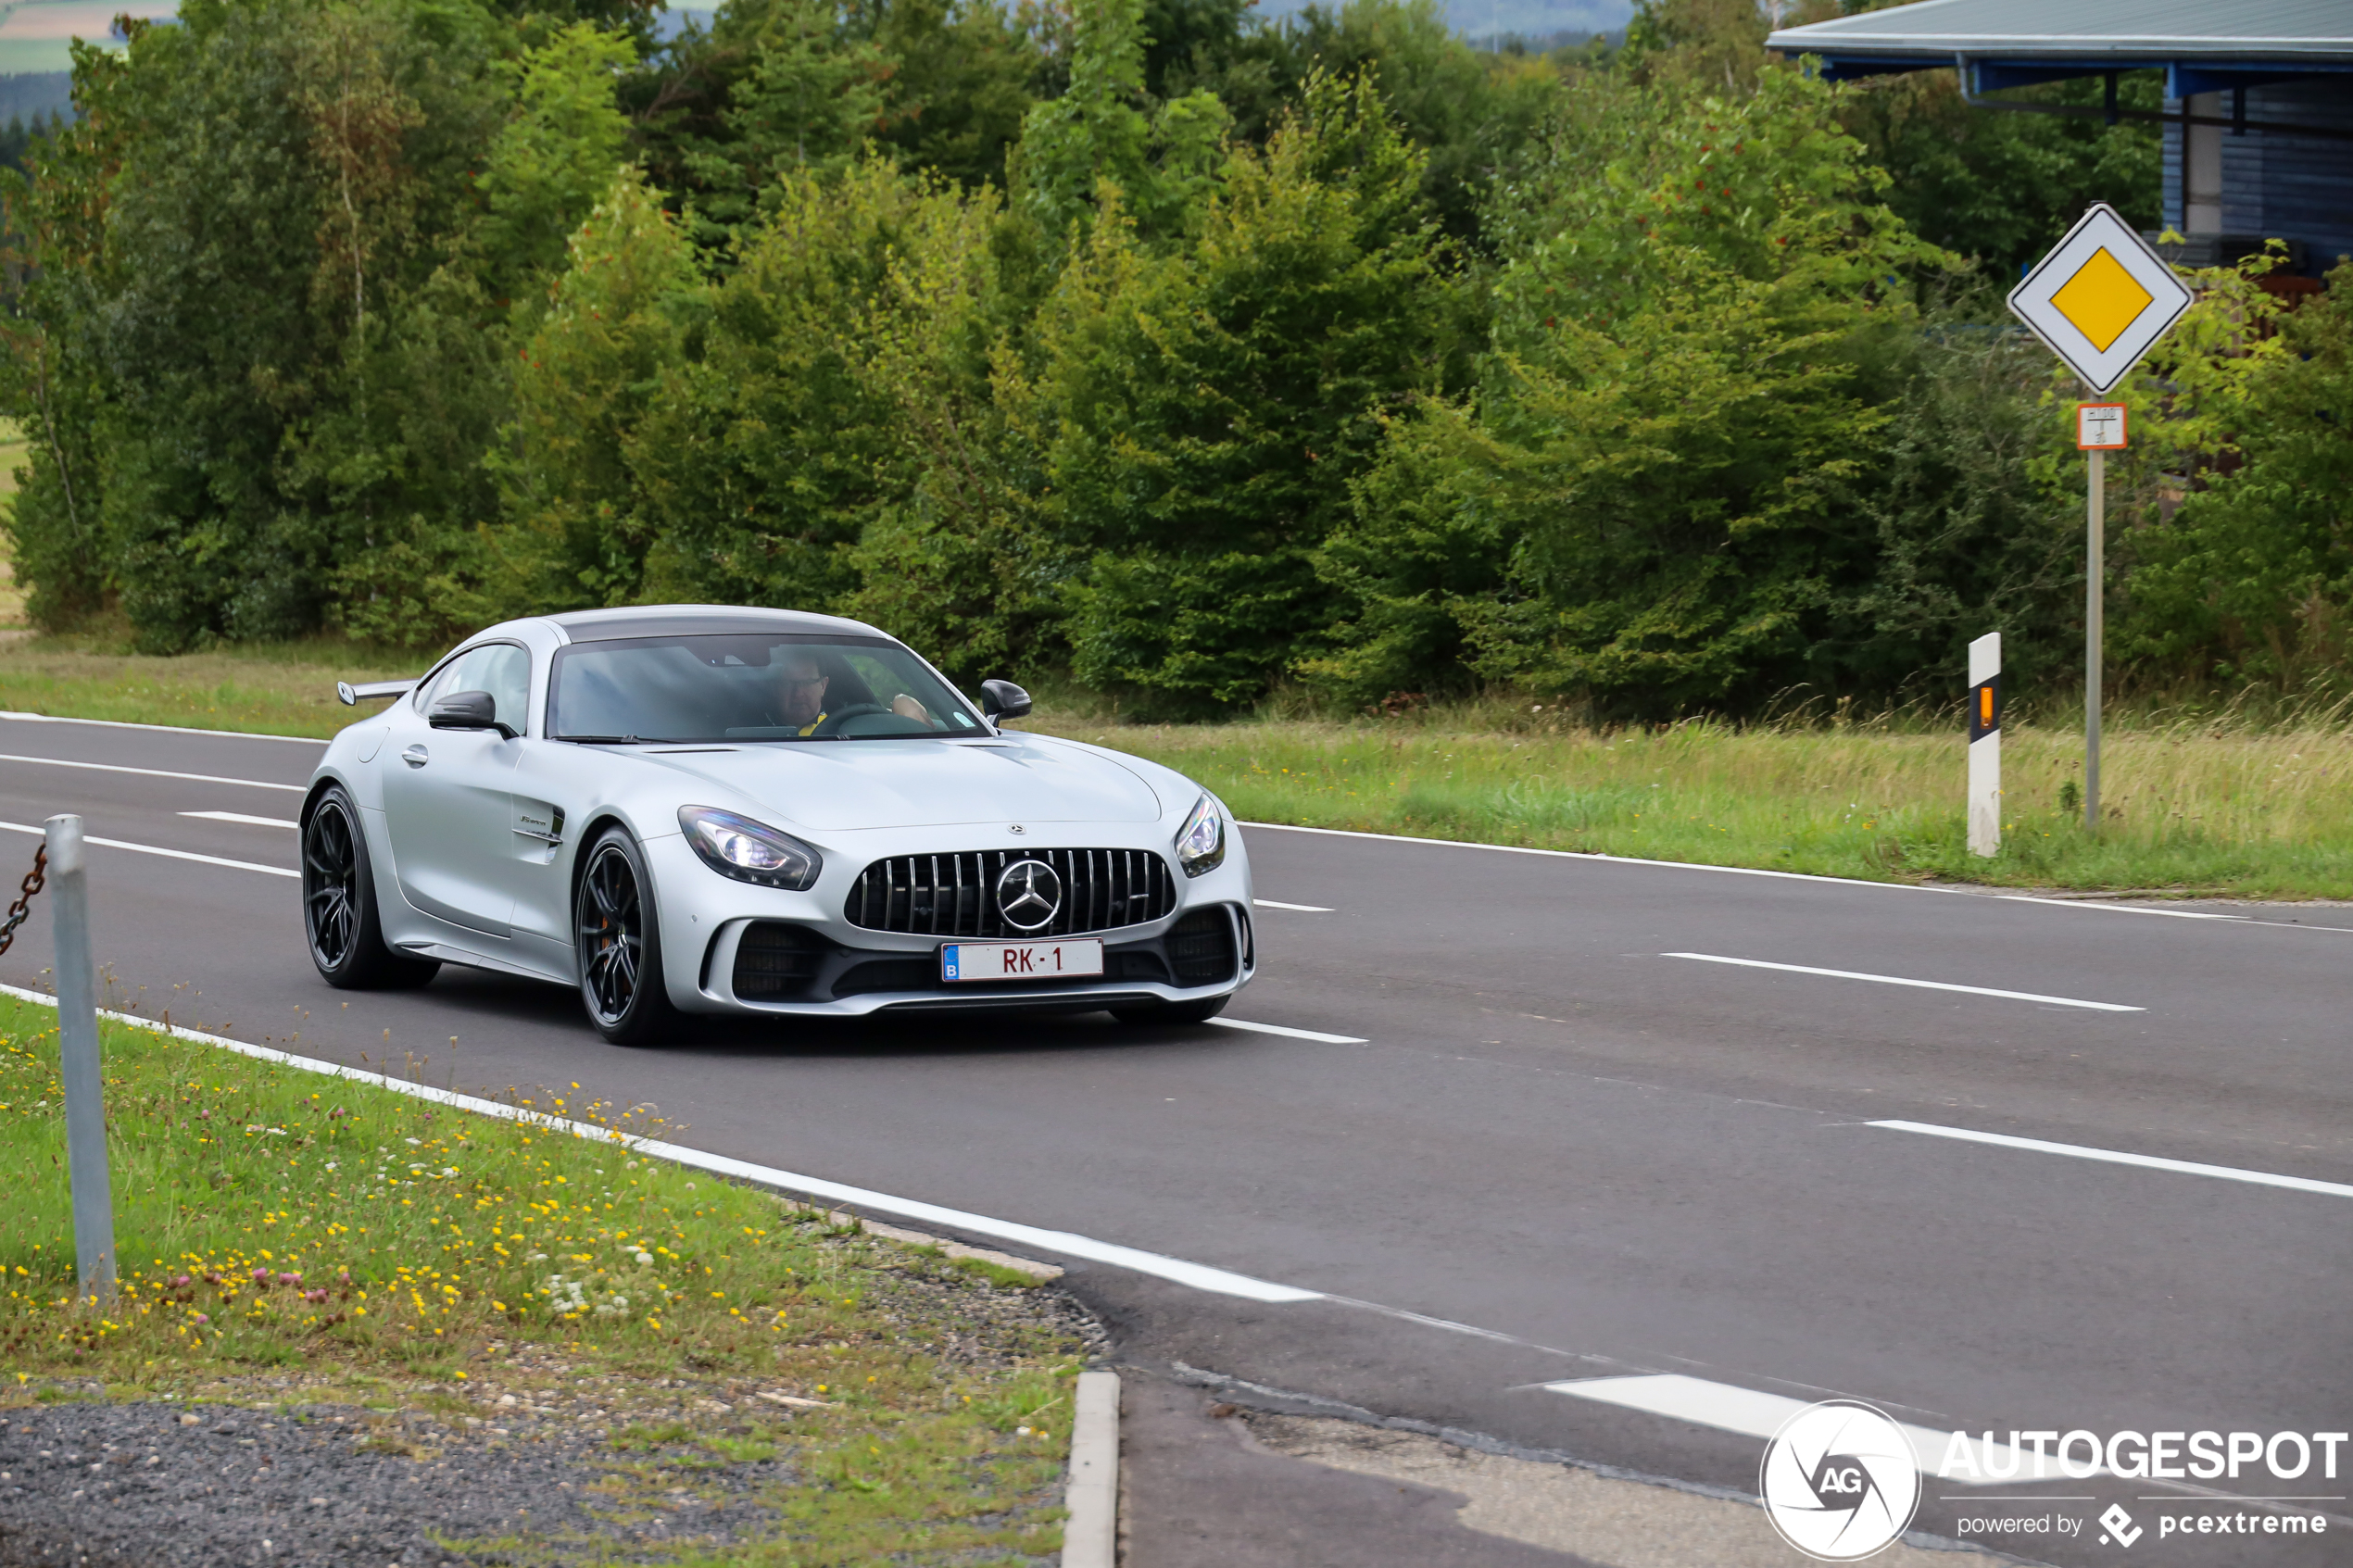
[1759,1399,1921,1561]
[995,859,1063,932]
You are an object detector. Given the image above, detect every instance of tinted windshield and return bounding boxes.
[547,634,986,743]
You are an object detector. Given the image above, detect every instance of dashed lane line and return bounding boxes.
[1543,1373,2091,1482]
[1662,952,2143,1013]
[1869,1120,2353,1200]
[181,810,301,830]
[0,751,306,792]
[1209,1017,1367,1044]
[0,820,297,878]
[1252,898,1333,912]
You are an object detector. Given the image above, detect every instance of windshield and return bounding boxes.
[547,634,987,744]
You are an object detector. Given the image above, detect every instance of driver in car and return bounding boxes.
[774,649,937,734]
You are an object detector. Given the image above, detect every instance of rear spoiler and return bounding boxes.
[336,679,417,707]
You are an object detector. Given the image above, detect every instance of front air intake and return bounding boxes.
[845,848,1176,938]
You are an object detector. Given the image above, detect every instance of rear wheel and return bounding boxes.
[1110,995,1228,1026]
[574,826,682,1047]
[302,785,439,990]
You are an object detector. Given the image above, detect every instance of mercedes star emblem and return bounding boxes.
[995,858,1062,932]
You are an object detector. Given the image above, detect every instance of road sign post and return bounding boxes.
[2008,207,2191,836]
[1968,633,2000,858]
[47,813,115,1306]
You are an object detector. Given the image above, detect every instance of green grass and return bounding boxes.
[0,996,1082,1563]
[1029,708,2353,900]
[0,611,2342,896]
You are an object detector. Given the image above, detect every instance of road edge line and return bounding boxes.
[0,982,1320,1304]
[1063,1370,1120,1568]
[0,709,332,745]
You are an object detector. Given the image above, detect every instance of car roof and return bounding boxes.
[545,605,887,643]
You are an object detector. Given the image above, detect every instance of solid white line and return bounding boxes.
[1996,895,2247,921]
[0,982,1323,1305]
[0,709,329,744]
[1662,952,2143,1012]
[1545,1374,2093,1481]
[0,751,307,792]
[1209,1018,1367,1045]
[1252,898,1333,912]
[0,820,298,879]
[1869,1120,2353,1199]
[181,810,300,830]
[1242,820,1923,892]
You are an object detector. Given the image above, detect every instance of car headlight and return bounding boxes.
[1175,793,1226,878]
[678,807,823,891]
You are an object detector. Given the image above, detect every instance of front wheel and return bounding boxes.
[1110,995,1229,1026]
[574,826,682,1047]
[302,785,439,990]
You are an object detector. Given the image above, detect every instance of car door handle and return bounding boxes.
[401,745,429,768]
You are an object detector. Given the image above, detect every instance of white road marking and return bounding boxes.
[1544,1374,2091,1481]
[1869,1119,2353,1199]
[1210,1018,1367,1044]
[1662,952,2143,1013]
[0,709,329,744]
[1996,895,2247,921]
[1252,898,1332,912]
[0,821,297,878]
[1244,821,1921,892]
[0,752,306,792]
[181,810,301,830]
[0,982,1322,1306]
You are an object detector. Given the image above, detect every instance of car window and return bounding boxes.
[429,643,532,734]
[547,634,982,743]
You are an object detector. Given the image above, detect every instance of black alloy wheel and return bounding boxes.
[574,826,681,1046]
[301,785,438,989]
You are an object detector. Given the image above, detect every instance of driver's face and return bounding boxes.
[777,658,828,725]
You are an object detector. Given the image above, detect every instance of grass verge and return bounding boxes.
[0,993,1084,1563]
[0,625,2345,897]
[1030,711,2353,900]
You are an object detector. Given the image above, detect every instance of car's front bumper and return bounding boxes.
[683,900,1255,1016]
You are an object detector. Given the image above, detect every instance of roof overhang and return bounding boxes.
[1765,0,2353,95]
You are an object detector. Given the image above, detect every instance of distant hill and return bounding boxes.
[1253,0,1632,44]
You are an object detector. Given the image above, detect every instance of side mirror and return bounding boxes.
[428,690,517,739]
[979,680,1032,722]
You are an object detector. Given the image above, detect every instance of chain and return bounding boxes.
[0,844,45,958]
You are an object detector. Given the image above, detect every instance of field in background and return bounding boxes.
[1030,711,2353,899]
[0,619,2339,897]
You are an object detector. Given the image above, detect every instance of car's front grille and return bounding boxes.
[733,922,824,998]
[845,848,1176,937]
[1169,908,1239,986]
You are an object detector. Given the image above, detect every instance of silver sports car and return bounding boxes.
[300,606,1254,1044]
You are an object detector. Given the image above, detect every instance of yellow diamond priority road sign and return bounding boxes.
[2009,204,2193,394]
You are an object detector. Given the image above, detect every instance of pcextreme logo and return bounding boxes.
[1759,1400,1921,1562]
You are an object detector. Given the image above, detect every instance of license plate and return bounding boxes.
[940,938,1104,983]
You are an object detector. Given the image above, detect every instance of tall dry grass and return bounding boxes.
[1037,707,2353,897]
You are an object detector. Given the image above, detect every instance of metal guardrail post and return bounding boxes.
[47,813,114,1305]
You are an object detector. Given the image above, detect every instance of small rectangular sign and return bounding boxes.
[2077,403,2128,449]
[941,938,1105,983]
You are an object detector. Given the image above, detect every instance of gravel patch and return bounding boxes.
[0,1238,1105,1568]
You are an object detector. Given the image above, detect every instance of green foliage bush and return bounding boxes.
[0,0,2337,721]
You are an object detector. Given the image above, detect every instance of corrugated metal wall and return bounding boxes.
[2163,80,2353,273]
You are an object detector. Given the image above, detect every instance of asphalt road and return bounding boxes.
[4,710,2348,1567]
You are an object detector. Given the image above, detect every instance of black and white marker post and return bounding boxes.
[1968,633,2001,859]
[48,813,116,1306]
